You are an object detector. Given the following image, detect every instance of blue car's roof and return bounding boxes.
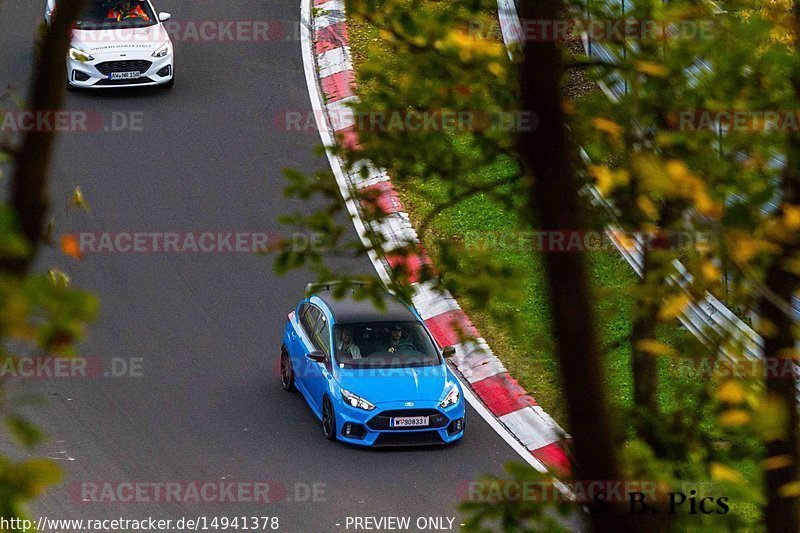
[314,289,418,325]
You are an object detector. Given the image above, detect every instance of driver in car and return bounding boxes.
[336,327,362,360]
[384,325,416,353]
[107,0,150,21]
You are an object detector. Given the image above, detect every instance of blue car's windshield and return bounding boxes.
[334,322,441,369]
[75,0,157,30]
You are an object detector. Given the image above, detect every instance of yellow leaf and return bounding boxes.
[757,317,778,338]
[783,258,800,276]
[379,29,395,43]
[780,482,800,497]
[611,229,636,251]
[778,347,800,360]
[763,455,794,471]
[589,165,628,196]
[753,394,789,441]
[719,409,751,427]
[48,269,71,288]
[665,159,691,181]
[70,186,90,211]
[658,294,689,321]
[487,61,505,77]
[701,261,721,282]
[635,60,669,77]
[694,191,724,219]
[710,463,745,483]
[592,117,624,142]
[728,234,780,265]
[589,165,613,196]
[630,153,671,195]
[15,459,63,496]
[784,204,800,230]
[635,339,676,357]
[636,195,658,220]
[716,381,745,404]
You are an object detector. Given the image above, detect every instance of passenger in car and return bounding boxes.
[337,327,362,360]
[107,0,150,22]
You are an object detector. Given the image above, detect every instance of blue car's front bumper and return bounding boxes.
[334,399,465,447]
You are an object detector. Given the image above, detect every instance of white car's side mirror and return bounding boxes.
[158,12,171,22]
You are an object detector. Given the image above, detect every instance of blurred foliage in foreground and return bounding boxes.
[0,0,96,529]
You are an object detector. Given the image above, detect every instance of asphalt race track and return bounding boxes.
[0,1,527,530]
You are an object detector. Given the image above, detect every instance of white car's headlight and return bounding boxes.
[341,389,375,411]
[69,47,93,62]
[440,385,460,409]
[152,43,170,58]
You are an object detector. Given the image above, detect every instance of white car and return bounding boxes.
[46,0,174,89]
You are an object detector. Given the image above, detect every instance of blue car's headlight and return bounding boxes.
[341,388,376,411]
[440,385,460,409]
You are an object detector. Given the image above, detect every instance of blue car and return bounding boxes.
[280,283,465,446]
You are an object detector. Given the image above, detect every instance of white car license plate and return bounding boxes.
[109,71,141,80]
[390,416,429,428]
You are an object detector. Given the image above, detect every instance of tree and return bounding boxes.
[757,1,800,528]
[3,0,87,275]
[0,0,96,528]
[515,0,632,528]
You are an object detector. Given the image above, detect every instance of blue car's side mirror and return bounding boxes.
[442,346,456,358]
[307,350,326,363]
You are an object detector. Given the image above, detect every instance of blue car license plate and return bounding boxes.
[390,416,429,428]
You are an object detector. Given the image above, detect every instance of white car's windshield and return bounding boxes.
[334,322,441,369]
[75,0,156,30]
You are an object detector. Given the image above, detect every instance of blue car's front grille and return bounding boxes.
[367,409,449,431]
[373,432,445,447]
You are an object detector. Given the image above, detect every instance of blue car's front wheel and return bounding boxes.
[322,396,337,441]
[280,346,295,392]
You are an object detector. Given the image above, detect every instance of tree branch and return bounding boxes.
[1,0,86,276]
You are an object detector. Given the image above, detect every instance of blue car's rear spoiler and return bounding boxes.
[305,280,369,297]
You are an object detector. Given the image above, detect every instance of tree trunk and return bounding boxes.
[761,258,800,533]
[2,0,86,276]
[762,4,800,532]
[631,246,660,415]
[516,0,633,530]
[630,214,678,456]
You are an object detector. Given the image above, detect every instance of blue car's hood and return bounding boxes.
[336,364,450,403]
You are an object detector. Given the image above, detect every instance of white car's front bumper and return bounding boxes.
[67,50,173,89]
